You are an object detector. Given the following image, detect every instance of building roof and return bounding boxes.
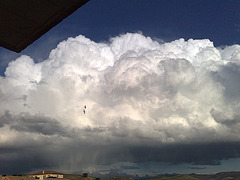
[0,0,90,53]
[31,171,64,175]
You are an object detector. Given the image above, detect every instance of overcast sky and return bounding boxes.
[1,0,240,177]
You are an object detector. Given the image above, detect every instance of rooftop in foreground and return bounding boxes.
[0,0,90,52]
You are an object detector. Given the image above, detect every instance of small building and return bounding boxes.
[29,171,64,180]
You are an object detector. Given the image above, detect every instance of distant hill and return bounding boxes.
[191,171,240,180]
[17,171,240,180]
[142,171,240,180]
[158,174,199,180]
[64,174,83,180]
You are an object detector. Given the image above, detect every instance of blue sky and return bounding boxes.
[1,0,240,68]
[1,0,240,176]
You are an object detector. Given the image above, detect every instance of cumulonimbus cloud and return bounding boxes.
[1,33,240,173]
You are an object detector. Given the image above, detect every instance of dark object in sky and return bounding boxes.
[83,105,86,114]
[0,0,90,53]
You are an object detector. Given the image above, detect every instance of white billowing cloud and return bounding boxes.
[1,33,240,171]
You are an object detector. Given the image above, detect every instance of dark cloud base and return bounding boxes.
[128,142,240,165]
[1,142,240,174]
[94,142,240,166]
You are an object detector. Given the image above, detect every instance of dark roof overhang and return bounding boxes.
[0,0,90,53]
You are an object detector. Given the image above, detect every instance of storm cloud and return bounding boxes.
[1,33,240,174]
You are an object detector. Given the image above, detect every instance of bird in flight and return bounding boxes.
[83,105,86,114]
